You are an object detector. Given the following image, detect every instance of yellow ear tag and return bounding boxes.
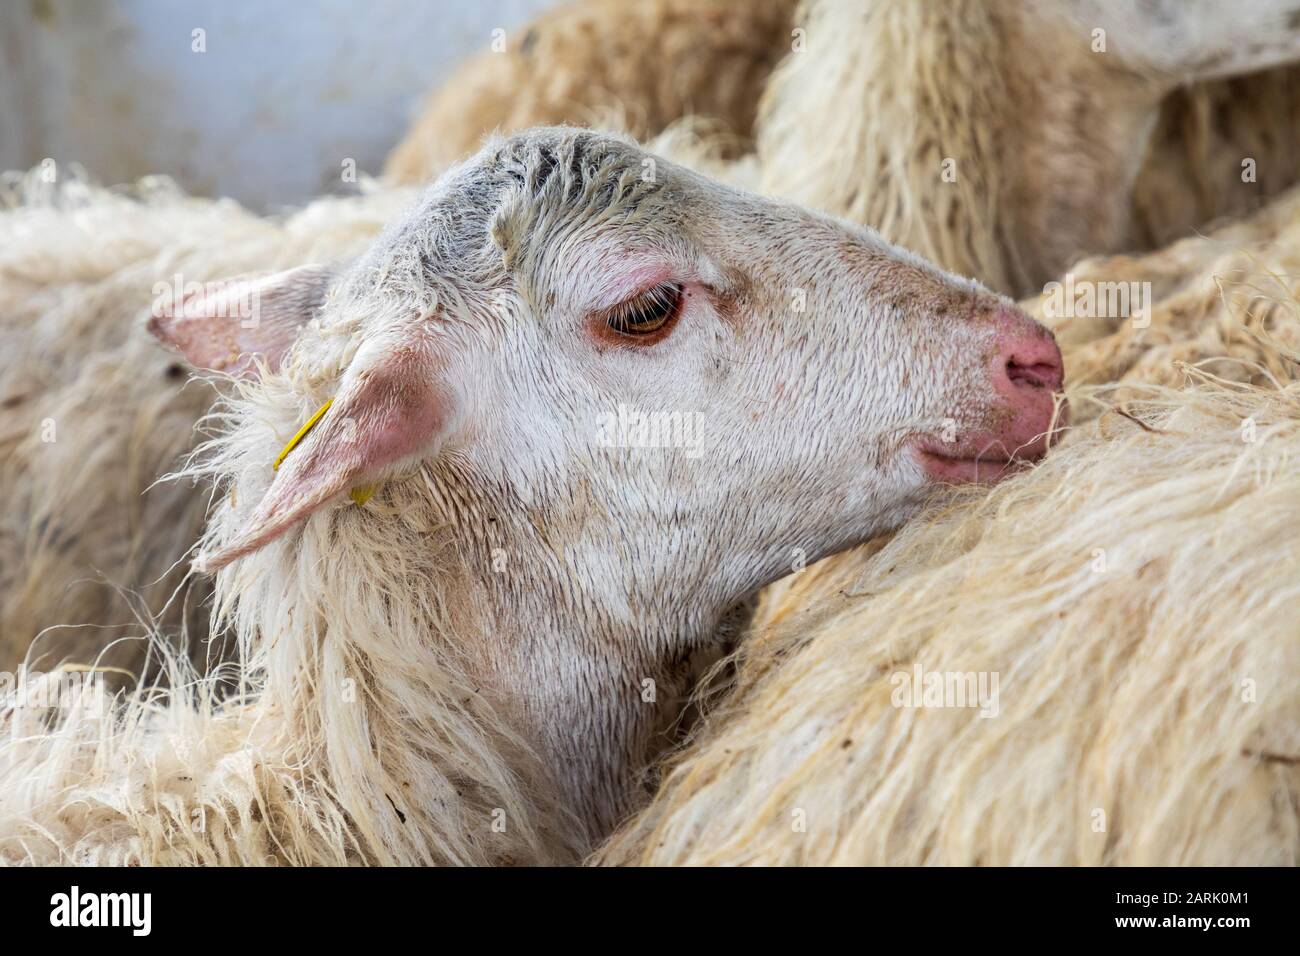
[273,397,376,506]
[273,399,333,471]
[348,485,376,506]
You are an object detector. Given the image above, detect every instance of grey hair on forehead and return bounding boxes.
[485,128,669,270]
[338,127,668,307]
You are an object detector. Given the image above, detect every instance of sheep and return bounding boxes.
[0,127,1067,864]
[755,0,1300,296]
[594,185,1300,866]
[9,2,1297,678]
[8,142,1298,871]
[0,172,416,675]
[385,0,1300,297]
[381,0,796,185]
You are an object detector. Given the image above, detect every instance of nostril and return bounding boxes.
[990,306,1064,392]
[997,334,1064,392]
[1006,358,1060,389]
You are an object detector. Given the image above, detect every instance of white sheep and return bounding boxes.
[10,1,1299,676]
[0,128,1064,864]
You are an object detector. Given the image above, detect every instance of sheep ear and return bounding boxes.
[148,264,334,377]
[196,334,454,572]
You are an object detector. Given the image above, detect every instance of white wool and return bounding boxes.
[0,169,415,675]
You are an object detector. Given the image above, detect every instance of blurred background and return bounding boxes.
[0,0,552,209]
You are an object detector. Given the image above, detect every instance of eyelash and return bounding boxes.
[603,282,684,338]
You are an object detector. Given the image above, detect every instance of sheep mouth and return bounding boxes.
[914,449,1032,484]
[913,437,1051,484]
[913,400,1069,485]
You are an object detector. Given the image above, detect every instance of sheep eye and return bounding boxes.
[605,283,683,337]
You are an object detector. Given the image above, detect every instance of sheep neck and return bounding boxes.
[439,521,731,848]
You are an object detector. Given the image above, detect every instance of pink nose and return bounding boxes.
[915,305,1066,484]
[991,307,1064,397]
[985,306,1065,456]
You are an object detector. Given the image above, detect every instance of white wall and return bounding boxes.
[0,0,554,209]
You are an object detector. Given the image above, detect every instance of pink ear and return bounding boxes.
[148,264,333,377]
[196,335,453,572]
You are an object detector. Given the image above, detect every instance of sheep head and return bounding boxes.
[150,128,1065,835]
[155,128,1063,582]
